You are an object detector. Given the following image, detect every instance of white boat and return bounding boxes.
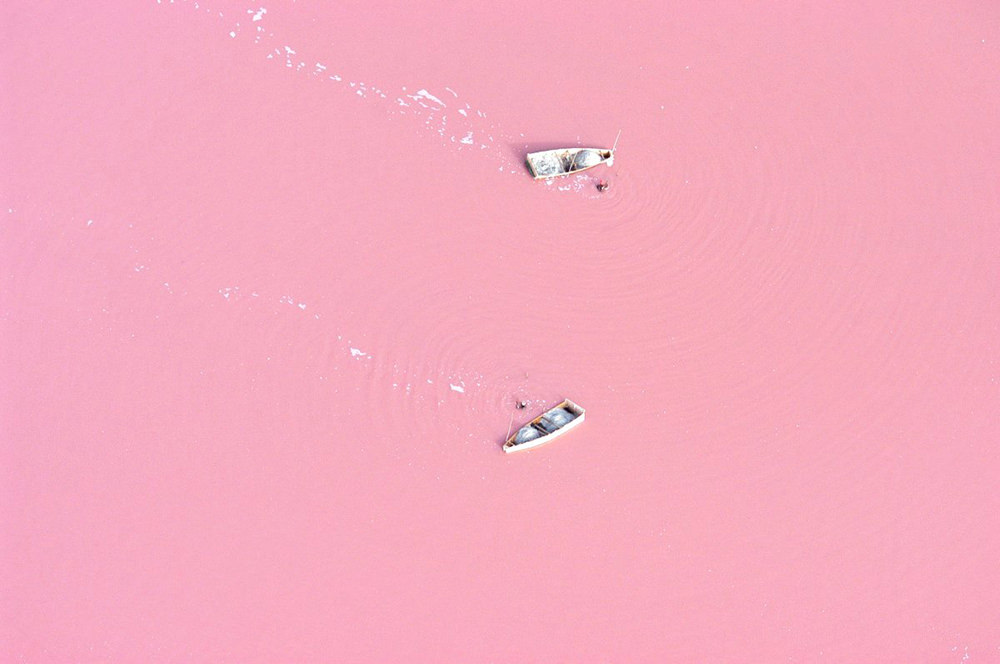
[503,399,586,453]
[525,131,620,179]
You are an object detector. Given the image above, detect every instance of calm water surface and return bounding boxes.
[3,1,999,660]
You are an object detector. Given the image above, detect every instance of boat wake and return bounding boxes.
[152,0,625,196]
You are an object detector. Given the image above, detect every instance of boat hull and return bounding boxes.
[526,148,614,179]
[503,399,586,453]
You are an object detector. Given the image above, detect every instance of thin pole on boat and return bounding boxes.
[505,413,515,442]
[612,129,622,154]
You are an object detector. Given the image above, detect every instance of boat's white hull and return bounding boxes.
[526,148,614,179]
[503,399,586,453]
[503,413,585,453]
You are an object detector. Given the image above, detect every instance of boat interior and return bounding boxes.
[560,149,612,172]
[508,400,585,445]
[528,149,612,176]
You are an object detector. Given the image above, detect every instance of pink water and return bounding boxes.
[3,1,999,661]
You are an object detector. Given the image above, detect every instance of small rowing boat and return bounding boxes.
[503,399,586,453]
[525,131,620,179]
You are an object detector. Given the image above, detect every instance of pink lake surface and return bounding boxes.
[3,1,1000,661]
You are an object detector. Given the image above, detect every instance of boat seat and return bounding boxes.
[533,421,556,434]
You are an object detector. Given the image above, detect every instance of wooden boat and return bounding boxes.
[503,399,586,453]
[525,131,620,179]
